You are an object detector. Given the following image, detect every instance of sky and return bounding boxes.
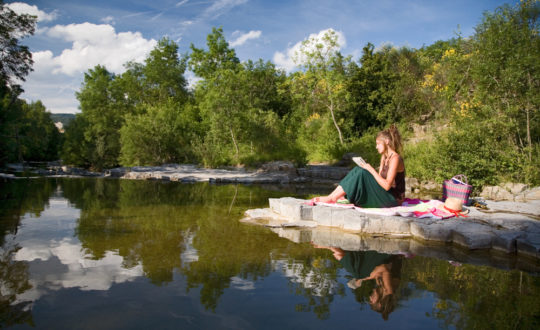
[6,0,516,114]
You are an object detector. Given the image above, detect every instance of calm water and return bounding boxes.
[0,178,539,329]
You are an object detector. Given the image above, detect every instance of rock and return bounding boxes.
[451,223,494,249]
[333,152,358,167]
[481,186,515,201]
[410,221,453,242]
[0,173,16,179]
[421,180,440,191]
[269,197,313,221]
[516,233,540,258]
[255,197,540,256]
[524,187,540,201]
[260,161,297,177]
[502,182,529,194]
[492,230,524,253]
[405,177,420,189]
[297,165,350,180]
[104,167,130,178]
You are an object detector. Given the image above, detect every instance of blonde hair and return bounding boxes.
[376,124,403,154]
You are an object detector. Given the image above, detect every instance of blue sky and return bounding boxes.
[7,0,515,114]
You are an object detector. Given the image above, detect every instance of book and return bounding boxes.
[352,156,366,166]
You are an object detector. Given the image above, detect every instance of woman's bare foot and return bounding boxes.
[313,195,335,203]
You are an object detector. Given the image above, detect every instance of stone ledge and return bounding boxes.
[242,197,540,259]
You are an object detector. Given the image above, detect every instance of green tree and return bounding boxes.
[61,114,92,167]
[0,1,35,84]
[0,1,37,165]
[347,43,397,132]
[118,38,189,108]
[18,101,62,161]
[143,38,188,104]
[472,0,539,172]
[293,29,351,146]
[194,59,300,166]
[75,65,124,169]
[119,100,198,165]
[189,27,240,80]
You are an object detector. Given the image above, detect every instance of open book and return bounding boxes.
[352,156,366,167]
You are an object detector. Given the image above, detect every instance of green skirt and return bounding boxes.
[340,167,398,208]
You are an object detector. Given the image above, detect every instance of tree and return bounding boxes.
[18,101,61,161]
[119,100,198,166]
[61,114,92,167]
[293,29,350,146]
[0,1,37,165]
[194,59,300,166]
[143,38,188,104]
[0,1,35,85]
[189,27,240,80]
[119,38,189,108]
[472,0,539,163]
[75,65,123,169]
[347,43,396,132]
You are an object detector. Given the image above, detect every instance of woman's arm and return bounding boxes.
[361,155,400,191]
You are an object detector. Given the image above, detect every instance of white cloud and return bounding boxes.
[6,2,58,22]
[101,15,116,25]
[230,30,261,47]
[176,0,189,7]
[21,22,157,113]
[42,22,157,75]
[202,0,248,19]
[273,28,346,73]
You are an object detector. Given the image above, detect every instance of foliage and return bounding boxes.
[74,65,124,170]
[18,101,62,161]
[290,29,352,162]
[0,2,56,166]
[194,59,303,167]
[51,1,540,187]
[0,1,35,85]
[189,26,240,80]
[119,100,198,165]
[0,89,61,164]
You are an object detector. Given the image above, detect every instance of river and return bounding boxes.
[1,178,538,329]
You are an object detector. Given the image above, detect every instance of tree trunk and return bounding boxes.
[526,106,531,161]
[229,126,239,163]
[526,72,533,161]
[326,85,344,144]
[329,103,344,144]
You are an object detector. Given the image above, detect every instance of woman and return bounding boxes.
[314,125,405,208]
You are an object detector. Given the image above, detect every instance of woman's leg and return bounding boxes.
[314,185,346,203]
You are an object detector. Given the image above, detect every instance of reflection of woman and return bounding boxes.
[312,244,402,320]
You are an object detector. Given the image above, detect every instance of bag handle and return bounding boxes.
[452,174,469,185]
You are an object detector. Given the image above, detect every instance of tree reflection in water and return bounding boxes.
[0,178,539,329]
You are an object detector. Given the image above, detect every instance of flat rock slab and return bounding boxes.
[242,197,540,259]
[120,164,292,183]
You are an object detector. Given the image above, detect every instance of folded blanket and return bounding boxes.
[307,199,456,220]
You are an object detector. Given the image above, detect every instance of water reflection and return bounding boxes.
[312,245,403,320]
[0,178,539,329]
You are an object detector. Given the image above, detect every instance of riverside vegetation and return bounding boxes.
[1,1,539,192]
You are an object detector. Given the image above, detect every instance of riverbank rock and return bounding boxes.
[241,197,540,261]
[297,165,350,182]
[259,161,297,178]
[480,184,540,202]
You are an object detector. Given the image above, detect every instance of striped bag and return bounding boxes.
[442,174,473,205]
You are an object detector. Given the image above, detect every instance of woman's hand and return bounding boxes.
[360,162,376,175]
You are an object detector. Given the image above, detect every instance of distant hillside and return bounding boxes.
[50,113,76,127]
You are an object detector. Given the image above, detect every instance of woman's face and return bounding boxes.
[376,138,387,154]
